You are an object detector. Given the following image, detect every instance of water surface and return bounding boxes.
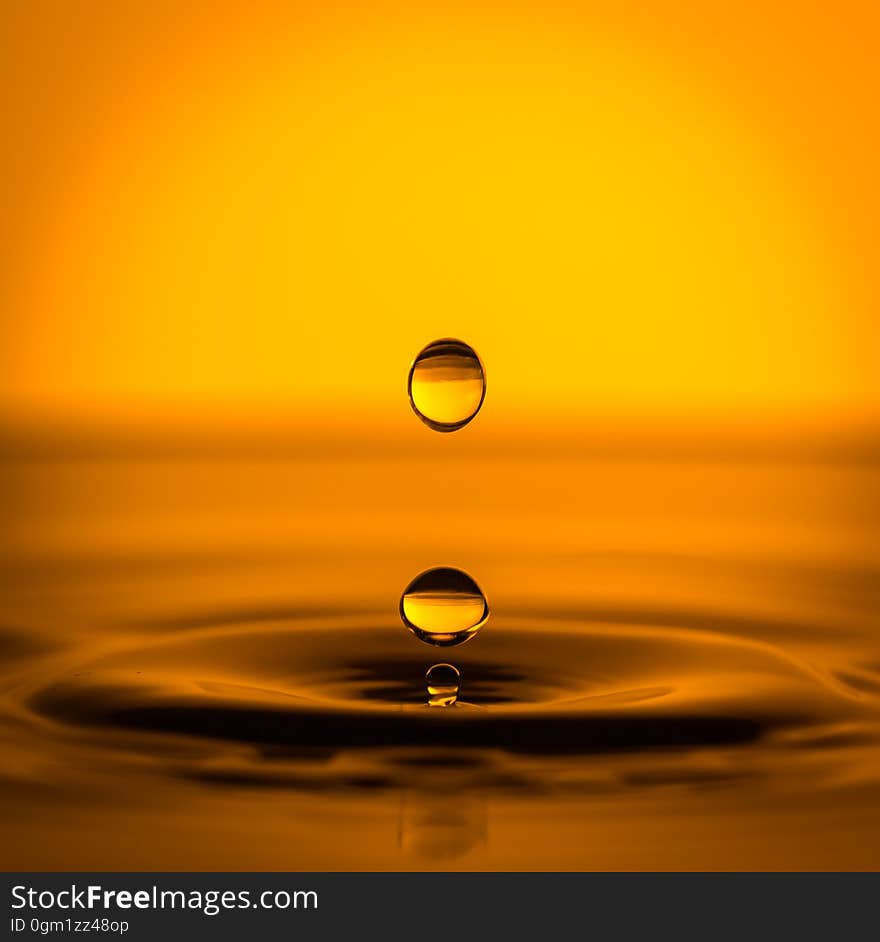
[1,437,879,869]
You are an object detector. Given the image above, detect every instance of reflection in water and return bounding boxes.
[426,664,461,707]
[399,789,487,861]
[407,339,486,432]
[1,448,880,869]
[400,568,490,647]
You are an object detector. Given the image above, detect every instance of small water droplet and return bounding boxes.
[407,339,486,432]
[400,567,489,646]
[426,663,461,707]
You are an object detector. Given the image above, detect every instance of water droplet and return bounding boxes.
[426,663,461,707]
[407,339,486,432]
[399,567,489,646]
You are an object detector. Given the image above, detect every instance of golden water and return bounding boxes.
[1,428,879,869]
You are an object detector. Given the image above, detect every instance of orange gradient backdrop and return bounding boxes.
[2,1,878,430]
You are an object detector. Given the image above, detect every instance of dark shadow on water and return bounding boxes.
[30,684,778,756]
[343,658,528,704]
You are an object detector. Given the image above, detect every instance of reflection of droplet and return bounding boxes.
[398,791,487,860]
[400,567,489,647]
[407,339,486,432]
[426,663,461,707]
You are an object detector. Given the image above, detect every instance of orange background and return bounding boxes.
[2,0,878,435]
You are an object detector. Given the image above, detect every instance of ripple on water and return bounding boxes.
[18,611,880,799]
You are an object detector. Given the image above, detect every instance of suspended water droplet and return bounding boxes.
[407,339,486,432]
[426,663,461,707]
[400,567,489,646]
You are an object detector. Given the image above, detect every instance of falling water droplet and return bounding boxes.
[400,567,489,646]
[426,663,461,707]
[407,339,486,432]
